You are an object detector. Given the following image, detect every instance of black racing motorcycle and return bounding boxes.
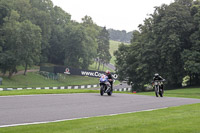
[153,80,164,97]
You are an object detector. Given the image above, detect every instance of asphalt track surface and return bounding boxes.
[0,93,200,127]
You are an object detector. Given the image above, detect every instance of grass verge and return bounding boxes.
[0,103,199,133]
[0,89,98,96]
[0,72,99,88]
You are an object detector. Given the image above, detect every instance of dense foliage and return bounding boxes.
[108,29,133,43]
[0,0,111,77]
[115,0,200,90]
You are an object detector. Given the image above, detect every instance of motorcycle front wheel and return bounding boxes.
[159,88,163,97]
[155,86,159,97]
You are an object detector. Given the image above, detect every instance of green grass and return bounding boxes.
[0,89,99,96]
[0,72,99,88]
[137,87,200,99]
[109,40,130,65]
[16,65,40,71]
[109,40,121,65]
[1,103,199,133]
[88,62,114,72]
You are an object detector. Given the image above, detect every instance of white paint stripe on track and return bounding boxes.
[0,107,169,128]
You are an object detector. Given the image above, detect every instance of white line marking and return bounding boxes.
[0,107,169,128]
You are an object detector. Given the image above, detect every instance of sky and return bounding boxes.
[51,0,174,32]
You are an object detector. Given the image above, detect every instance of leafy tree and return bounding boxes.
[18,20,42,75]
[63,25,86,68]
[0,10,21,77]
[115,0,196,90]
[48,6,71,65]
[29,0,54,63]
[97,27,111,70]
[81,16,99,69]
[108,29,133,43]
[181,1,200,85]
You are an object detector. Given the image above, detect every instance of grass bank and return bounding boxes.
[0,72,99,88]
[109,40,130,65]
[109,40,121,65]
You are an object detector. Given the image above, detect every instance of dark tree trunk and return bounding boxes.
[98,61,101,70]
[8,71,13,78]
[24,63,28,75]
[194,74,200,85]
[95,60,98,69]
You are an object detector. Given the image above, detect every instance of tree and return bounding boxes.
[181,1,200,85]
[48,6,71,65]
[115,0,195,91]
[29,0,54,63]
[108,29,133,43]
[0,10,21,77]
[81,16,99,69]
[63,25,86,68]
[97,27,111,70]
[18,20,42,75]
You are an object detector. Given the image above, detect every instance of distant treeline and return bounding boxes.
[108,29,132,43]
[0,0,111,77]
[115,0,200,90]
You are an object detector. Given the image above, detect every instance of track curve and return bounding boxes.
[0,93,200,127]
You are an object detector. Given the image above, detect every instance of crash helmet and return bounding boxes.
[154,73,159,77]
[105,70,110,75]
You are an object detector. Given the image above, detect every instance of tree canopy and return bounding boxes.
[115,0,200,90]
[0,0,111,77]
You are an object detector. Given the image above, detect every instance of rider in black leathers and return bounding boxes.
[105,70,113,91]
[153,73,165,89]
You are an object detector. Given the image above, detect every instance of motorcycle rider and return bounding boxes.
[153,73,165,90]
[105,70,113,91]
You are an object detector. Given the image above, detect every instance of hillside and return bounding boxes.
[109,40,130,65]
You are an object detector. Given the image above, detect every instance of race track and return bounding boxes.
[0,93,200,127]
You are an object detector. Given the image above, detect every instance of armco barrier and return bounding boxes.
[0,85,131,92]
